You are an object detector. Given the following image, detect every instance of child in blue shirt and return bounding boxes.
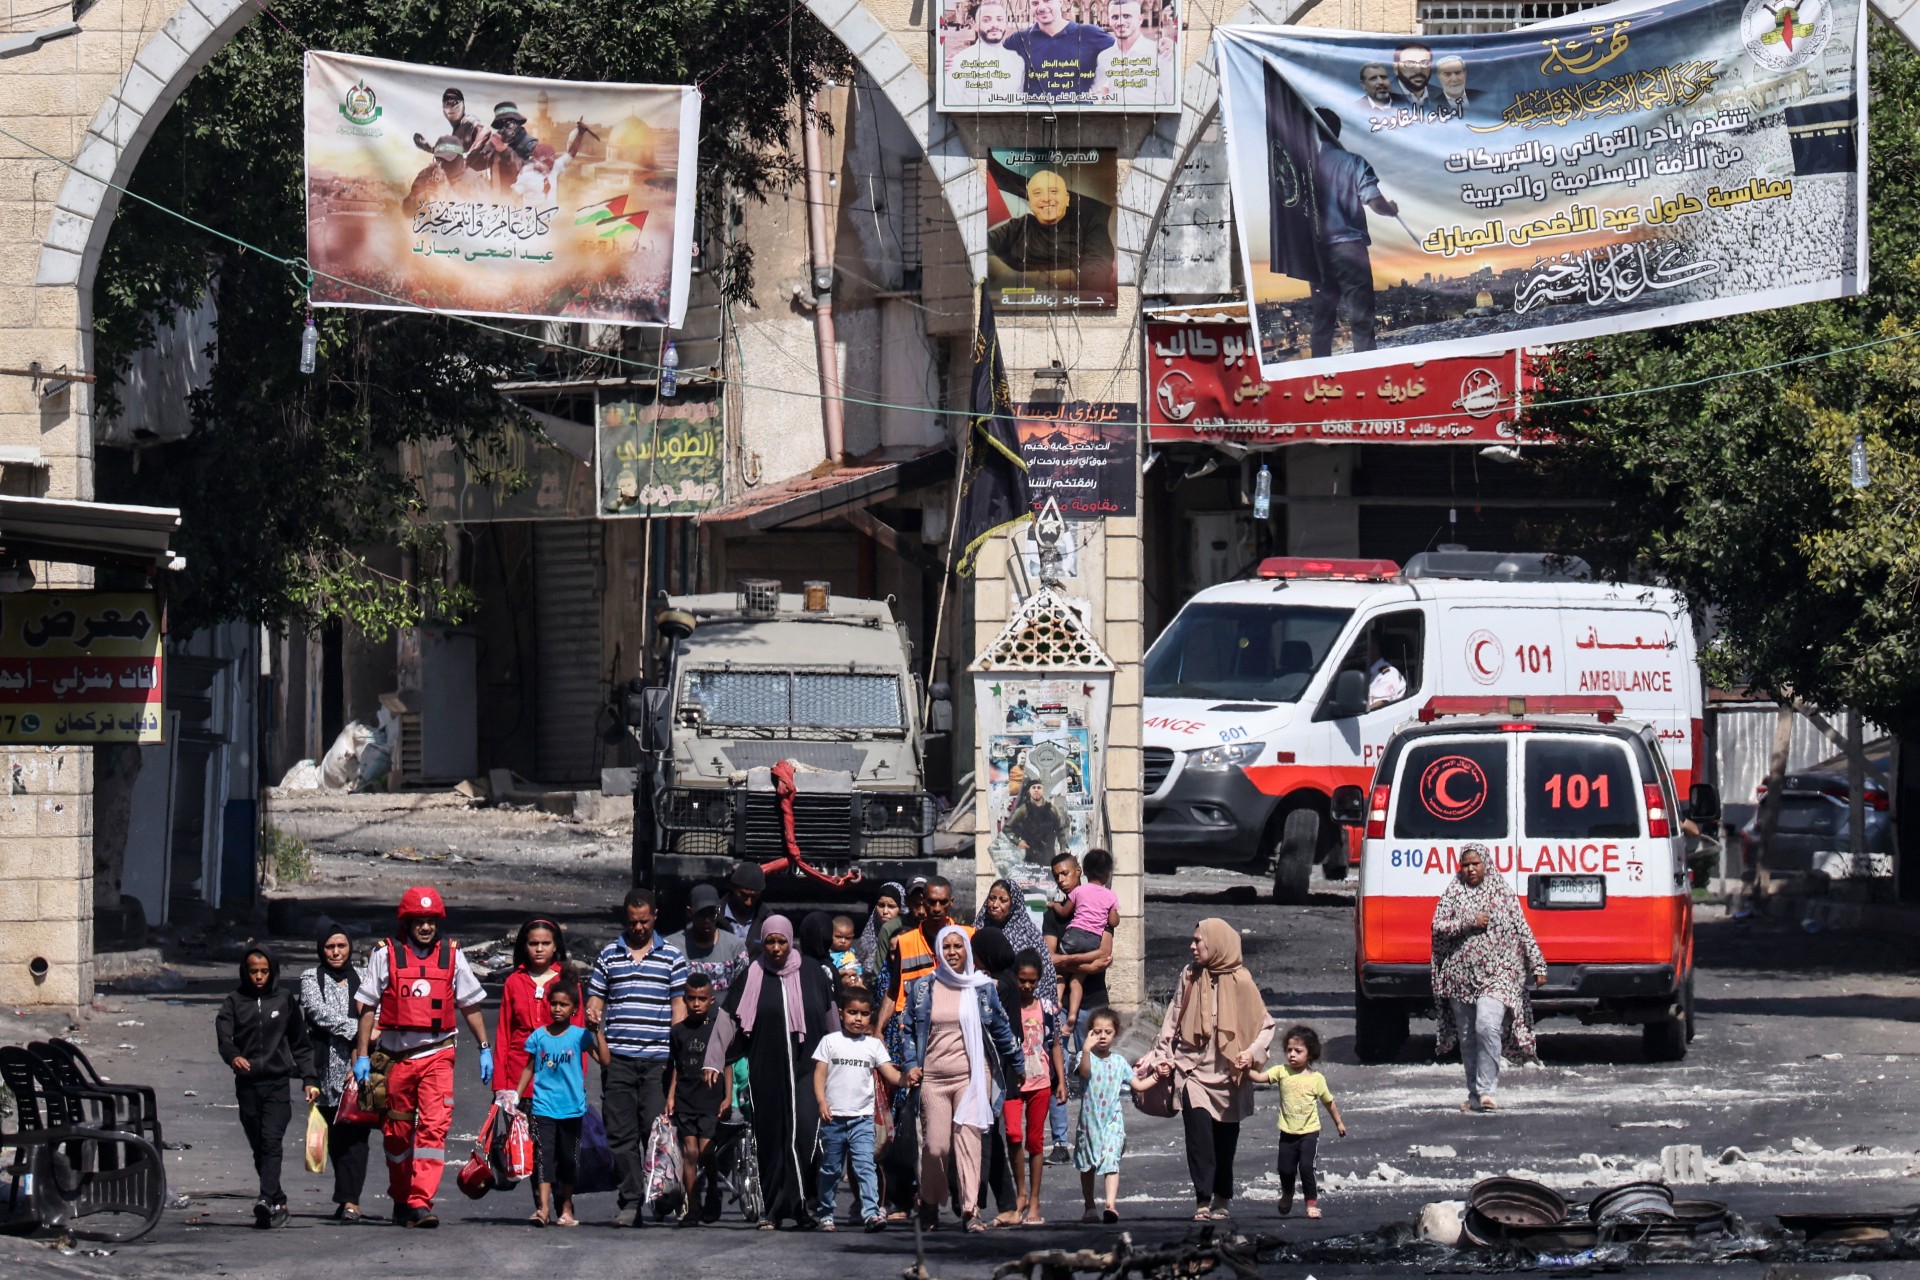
[514,978,610,1226]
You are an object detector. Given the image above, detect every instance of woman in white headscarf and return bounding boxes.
[899,925,1024,1232]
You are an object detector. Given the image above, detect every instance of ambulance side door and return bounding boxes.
[1316,606,1430,778]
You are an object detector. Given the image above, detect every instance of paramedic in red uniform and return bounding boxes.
[351,885,492,1227]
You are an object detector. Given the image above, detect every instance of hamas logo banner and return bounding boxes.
[304,50,701,327]
[1213,0,1867,379]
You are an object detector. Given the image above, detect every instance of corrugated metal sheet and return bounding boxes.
[533,521,604,784]
[1713,703,1883,809]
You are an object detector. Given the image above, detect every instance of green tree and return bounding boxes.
[94,0,848,636]
[1525,20,1920,736]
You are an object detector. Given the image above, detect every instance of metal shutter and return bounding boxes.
[533,521,605,783]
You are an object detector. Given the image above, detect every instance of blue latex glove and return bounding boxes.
[353,1055,371,1084]
[478,1048,494,1085]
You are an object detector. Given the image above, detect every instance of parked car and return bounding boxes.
[1738,771,1892,873]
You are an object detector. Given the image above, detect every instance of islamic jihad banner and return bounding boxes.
[1213,0,1866,379]
[305,51,701,327]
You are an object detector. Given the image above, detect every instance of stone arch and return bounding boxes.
[1115,0,1320,285]
[39,0,992,302]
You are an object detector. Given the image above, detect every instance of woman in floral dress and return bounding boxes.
[1431,842,1548,1112]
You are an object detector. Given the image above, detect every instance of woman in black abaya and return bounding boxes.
[705,913,836,1229]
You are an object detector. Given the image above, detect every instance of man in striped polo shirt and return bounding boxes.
[585,886,688,1226]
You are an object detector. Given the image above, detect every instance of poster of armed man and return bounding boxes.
[305,52,701,327]
[1213,0,1866,379]
[937,0,1181,112]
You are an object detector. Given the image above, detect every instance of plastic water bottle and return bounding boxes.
[1252,461,1272,520]
[299,318,318,375]
[1850,433,1869,489]
[659,341,679,399]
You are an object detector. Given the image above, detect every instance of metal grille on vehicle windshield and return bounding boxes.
[793,674,903,729]
[687,671,788,726]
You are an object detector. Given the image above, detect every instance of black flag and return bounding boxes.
[1264,58,1326,286]
[955,287,1030,578]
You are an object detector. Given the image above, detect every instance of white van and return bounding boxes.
[1142,552,1704,901]
[1336,700,1719,1062]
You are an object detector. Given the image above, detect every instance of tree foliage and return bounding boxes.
[1525,20,1920,736]
[95,0,849,636]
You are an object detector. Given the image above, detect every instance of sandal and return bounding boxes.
[1479,1098,1498,1112]
[557,1214,579,1228]
[1024,1212,1046,1226]
[1103,1208,1119,1225]
[1305,1202,1322,1220]
[965,1215,989,1233]
[529,1211,549,1227]
[1194,1206,1212,1221]
[1460,1101,1477,1113]
[995,1210,1023,1227]
[1082,1207,1102,1224]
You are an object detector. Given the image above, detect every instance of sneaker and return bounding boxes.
[269,1202,291,1229]
[253,1198,273,1230]
[391,1204,408,1225]
[1047,1144,1071,1166]
[1305,1201,1322,1220]
[820,1219,838,1232]
[1278,1193,1293,1216]
[412,1210,439,1229]
[615,1206,640,1228]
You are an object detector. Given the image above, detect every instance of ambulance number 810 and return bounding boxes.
[1387,848,1430,868]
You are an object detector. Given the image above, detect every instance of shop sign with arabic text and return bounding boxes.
[0,592,164,744]
[1146,322,1533,444]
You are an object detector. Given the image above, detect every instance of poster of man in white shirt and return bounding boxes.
[938,0,1181,113]
[1093,0,1178,108]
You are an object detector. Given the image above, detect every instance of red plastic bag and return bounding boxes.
[336,1077,382,1128]
[504,1107,534,1182]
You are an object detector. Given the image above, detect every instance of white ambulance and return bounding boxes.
[1142,552,1705,902]
[1334,696,1720,1062]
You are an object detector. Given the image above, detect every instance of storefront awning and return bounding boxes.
[698,446,953,534]
[0,495,182,572]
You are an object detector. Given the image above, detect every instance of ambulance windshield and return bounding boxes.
[1145,603,1352,703]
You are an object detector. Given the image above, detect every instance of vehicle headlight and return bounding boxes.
[1186,742,1265,772]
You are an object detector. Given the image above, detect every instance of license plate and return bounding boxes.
[1539,875,1605,907]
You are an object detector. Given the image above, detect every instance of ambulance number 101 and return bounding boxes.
[1543,772,1610,809]
[1515,643,1552,674]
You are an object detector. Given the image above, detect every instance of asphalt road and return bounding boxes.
[11,814,1920,1279]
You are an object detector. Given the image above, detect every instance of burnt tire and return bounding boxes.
[1643,1011,1687,1062]
[1354,984,1409,1063]
[1273,809,1316,904]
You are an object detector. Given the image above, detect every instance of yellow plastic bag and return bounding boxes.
[304,1104,329,1175]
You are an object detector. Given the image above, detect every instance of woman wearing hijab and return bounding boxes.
[899,925,1024,1232]
[705,913,837,1229]
[858,882,907,977]
[1432,842,1548,1112]
[974,879,1059,1009]
[1149,917,1276,1221]
[797,910,838,982]
[298,930,371,1220]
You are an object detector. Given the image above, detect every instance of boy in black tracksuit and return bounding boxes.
[216,948,319,1228]
[664,973,730,1225]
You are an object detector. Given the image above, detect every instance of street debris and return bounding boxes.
[991,1226,1271,1280]
[1410,1145,1459,1159]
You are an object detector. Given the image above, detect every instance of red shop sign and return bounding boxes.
[1146,322,1537,446]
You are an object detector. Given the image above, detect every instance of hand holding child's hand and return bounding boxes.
[1230,1050,1253,1073]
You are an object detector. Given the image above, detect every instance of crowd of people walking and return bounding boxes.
[218,842,1546,1235]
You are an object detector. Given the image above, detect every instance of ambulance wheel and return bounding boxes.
[1353,986,1408,1063]
[1642,1011,1687,1062]
[1272,810,1316,904]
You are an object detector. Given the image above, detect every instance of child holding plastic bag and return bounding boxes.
[515,978,611,1226]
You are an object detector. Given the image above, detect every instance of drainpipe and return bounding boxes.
[802,90,846,465]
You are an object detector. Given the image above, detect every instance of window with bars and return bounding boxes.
[1417,0,1604,34]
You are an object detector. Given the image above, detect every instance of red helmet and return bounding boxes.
[456,1149,493,1199]
[399,886,447,920]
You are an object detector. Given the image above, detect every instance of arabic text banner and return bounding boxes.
[1213,0,1867,379]
[598,396,722,516]
[0,592,164,745]
[1146,322,1531,444]
[305,51,701,327]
